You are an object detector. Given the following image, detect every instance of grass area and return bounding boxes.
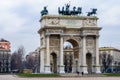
[103,73,120,77]
[17,73,61,77]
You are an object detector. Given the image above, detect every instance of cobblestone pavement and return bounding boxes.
[0,74,120,80]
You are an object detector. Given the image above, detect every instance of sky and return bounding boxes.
[0,0,120,54]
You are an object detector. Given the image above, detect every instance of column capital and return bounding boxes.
[45,33,50,37]
[60,34,64,37]
[96,35,100,38]
[80,35,87,38]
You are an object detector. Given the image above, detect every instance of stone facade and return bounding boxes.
[99,47,120,72]
[38,15,102,74]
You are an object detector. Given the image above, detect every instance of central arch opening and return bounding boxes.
[64,39,79,73]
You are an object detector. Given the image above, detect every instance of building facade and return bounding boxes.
[0,39,11,73]
[99,47,120,72]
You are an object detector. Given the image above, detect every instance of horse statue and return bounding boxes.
[58,3,82,16]
[41,6,48,16]
[77,7,82,15]
[58,7,64,15]
[71,6,76,15]
[71,7,82,15]
[87,8,97,16]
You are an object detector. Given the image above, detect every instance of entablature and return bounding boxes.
[40,15,99,29]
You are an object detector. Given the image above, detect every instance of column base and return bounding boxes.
[44,65,51,73]
[40,65,44,73]
[92,66,96,73]
[40,70,44,73]
[80,65,88,74]
[59,65,65,74]
[95,65,101,74]
[96,71,101,74]
[72,66,75,73]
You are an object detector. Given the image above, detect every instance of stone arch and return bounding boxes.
[86,53,92,74]
[50,52,57,73]
[66,39,79,59]
[64,37,80,47]
[64,38,80,73]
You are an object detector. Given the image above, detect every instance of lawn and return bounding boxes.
[17,73,61,77]
[103,73,120,77]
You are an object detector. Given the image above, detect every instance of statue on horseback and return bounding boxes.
[87,8,97,16]
[40,4,97,17]
[58,4,82,16]
[41,6,48,16]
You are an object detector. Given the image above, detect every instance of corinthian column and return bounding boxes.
[40,50,44,73]
[59,35,65,73]
[81,36,88,74]
[95,36,101,73]
[44,35,51,73]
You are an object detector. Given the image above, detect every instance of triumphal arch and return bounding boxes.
[38,4,101,74]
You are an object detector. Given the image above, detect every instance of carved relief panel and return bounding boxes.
[86,37,95,53]
[46,18,83,28]
[50,35,60,46]
[61,20,82,28]
[47,18,60,25]
[83,19,97,27]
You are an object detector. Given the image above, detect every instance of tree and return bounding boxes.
[101,52,113,73]
[11,46,25,72]
[25,51,39,73]
[25,55,35,69]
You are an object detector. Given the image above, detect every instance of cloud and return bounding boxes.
[0,0,120,53]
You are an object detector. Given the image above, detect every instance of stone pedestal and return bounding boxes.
[59,65,65,73]
[95,65,101,74]
[44,65,51,73]
[81,66,88,74]
[92,65,96,73]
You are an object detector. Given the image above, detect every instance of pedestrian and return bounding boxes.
[77,71,79,76]
[82,72,84,76]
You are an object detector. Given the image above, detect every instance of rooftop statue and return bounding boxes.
[41,6,48,16]
[87,8,97,16]
[58,4,82,16]
[65,3,71,15]
[40,4,97,17]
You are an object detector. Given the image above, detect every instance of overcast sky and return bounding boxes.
[0,0,120,54]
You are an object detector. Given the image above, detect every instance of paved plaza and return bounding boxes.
[0,74,120,80]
